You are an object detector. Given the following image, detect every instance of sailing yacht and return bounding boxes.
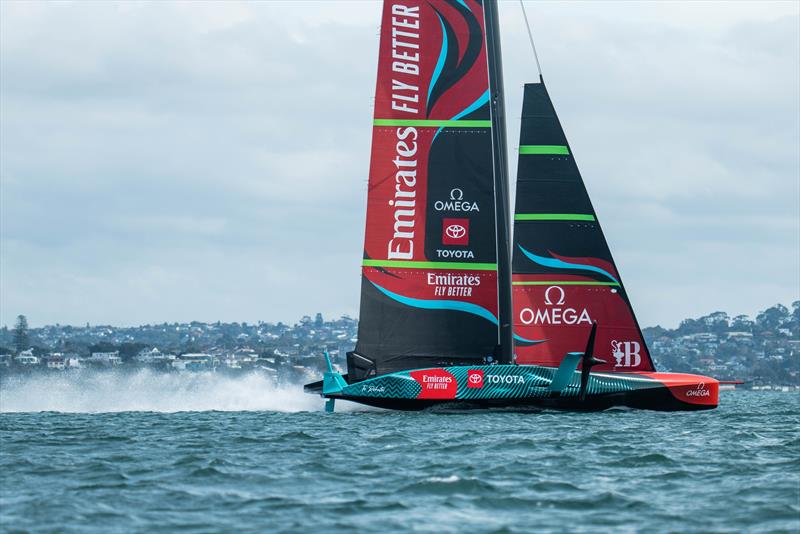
[305,0,718,412]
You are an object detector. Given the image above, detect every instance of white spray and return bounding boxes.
[0,370,351,413]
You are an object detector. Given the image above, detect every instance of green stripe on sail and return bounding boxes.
[373,119,491,128]
[363,259,496,271]
[515,213,596,222]
[512,281,620,286]
[519,145,570,155]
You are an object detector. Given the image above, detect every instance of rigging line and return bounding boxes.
[518,0,542,77]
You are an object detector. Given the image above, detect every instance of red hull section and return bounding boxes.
[643,372,719,408]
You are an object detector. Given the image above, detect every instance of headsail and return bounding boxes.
[353,0,505,380]
[511,81,655,372]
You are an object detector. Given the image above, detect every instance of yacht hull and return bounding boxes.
[304,365,718,412]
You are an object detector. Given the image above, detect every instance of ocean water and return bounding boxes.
[0,372,798,533]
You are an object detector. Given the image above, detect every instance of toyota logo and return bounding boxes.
[468,373,482,384]
[445,224,466,239]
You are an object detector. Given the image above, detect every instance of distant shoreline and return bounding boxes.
[2,303,798,388]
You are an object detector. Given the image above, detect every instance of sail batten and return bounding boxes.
[515,213,595,221]
[519,145,570,155]
[512,281,621,287]
[373,119,491,127]
[363,259,497,270]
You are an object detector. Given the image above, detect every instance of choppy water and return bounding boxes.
[1,373,798,533]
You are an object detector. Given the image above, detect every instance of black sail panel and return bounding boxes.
[511,82,655,372]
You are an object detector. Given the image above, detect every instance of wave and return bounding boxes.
[0,370,333,413]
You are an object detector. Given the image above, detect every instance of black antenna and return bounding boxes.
[518,0,543,78]
[484,0,514,364]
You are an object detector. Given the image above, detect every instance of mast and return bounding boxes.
[484,0,514,364]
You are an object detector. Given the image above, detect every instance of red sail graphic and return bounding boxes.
[354,0,500,377]
[513,278,651,370]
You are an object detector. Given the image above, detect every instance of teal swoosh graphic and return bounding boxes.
[371,280,497,323]
[455,0,471,12]
[517,245,620,284]
[369,280,544,345]
[449,89,489,121]
[433,89,490,141]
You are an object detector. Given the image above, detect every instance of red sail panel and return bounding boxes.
[511,82,654,372]
[513,278,651,371]
[354,0,500,377]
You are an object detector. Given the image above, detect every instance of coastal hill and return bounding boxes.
[1,303,797,387]
[642,303,798,387]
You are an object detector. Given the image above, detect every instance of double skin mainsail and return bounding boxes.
[352,0,512,379]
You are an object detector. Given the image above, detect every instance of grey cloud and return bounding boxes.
[1,1,797,328]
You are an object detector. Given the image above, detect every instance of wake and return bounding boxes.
[0,370,325,413]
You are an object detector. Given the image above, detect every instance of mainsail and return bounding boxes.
[511,81,655,372]
[352,0,510,380]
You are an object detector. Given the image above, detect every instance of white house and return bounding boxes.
[15,349,39,366]
[135,348,175,364]
[46,354,66,370]
[172,353,214,372]
[90,351,122,366]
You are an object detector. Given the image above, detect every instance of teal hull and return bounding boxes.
[304,364,719,412]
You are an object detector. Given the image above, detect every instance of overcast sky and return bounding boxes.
[1,1,798,329]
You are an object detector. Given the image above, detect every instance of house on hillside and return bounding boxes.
[14,349,39,366]
[45,354,66,370]
[90,351,122,366]
[135,348,176,365]
[172,353,215,372]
